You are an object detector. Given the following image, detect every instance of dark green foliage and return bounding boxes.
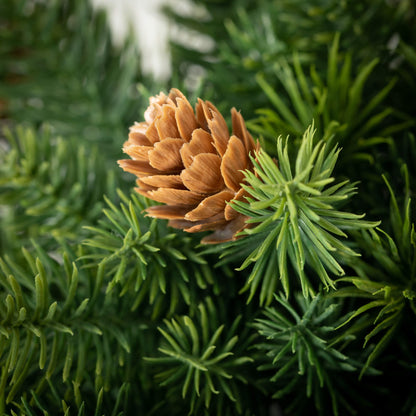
[0,241,134,414]
[248,34,413,163]
[10,383,129,416]
[254,293,370,416]
[0,0,151,151]
[163,0,257,90]
[146,297,257,415]
[0,125,115,253]
[82,190,215,318]
[2,0,416,415]
[166,0,416,115]
[334,172,416,377]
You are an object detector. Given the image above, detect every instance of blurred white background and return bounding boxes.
[91,0,212,81]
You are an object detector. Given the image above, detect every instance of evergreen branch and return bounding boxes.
[0,125,115,253]
[213,125,379,303]
[333,172,416,376]
[248,34,413,164]
[0,241,137,414]
[334,274,408,378]
[81,189,216,318]
[9,380,129,416]
[170,0,415,116]
[253,292,369,416]
[145,297,256,415]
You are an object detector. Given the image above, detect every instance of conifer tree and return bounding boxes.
[1,0,416,415]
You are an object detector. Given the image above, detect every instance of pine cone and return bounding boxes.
[118,88,258,243]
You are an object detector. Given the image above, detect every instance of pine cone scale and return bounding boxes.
[148,138,184,172]
[123,145,153,161]
[221,135,249,191]
[180,129,216,168]
[148,188,204,205]
[128,128,152,146]
[185,190,235,221]
[146,204,193,219]
[119,159,162,176]
[144,121,161,144]
[140,175,183,189]
[170,213,227,233]
[155,106,180,140]
[195,99,212,129]
[175,98,199,141]
[232,109,256,154]
[180,153,224,194]
[207,113,230,156]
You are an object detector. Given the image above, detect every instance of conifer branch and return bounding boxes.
[211,125,379,303]
[0,241,137,413]
[249,34,414,163]
[0,125,115,253]
[10,381,130,416]
[253,292,373,416]
[333,171,416,376]
[145,297,256,415]
[82,190,215,317]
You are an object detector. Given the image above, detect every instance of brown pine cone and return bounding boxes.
[118,88,258,244]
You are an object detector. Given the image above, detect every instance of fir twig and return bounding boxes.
[210,125,378,303]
